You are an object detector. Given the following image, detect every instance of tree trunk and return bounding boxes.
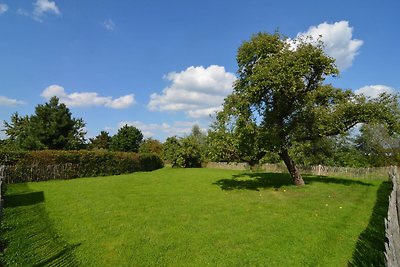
[279,149,305,186]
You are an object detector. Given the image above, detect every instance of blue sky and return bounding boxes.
[1,0,399,141]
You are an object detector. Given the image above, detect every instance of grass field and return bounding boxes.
[0,167,390,266]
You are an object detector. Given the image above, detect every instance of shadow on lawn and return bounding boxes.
[5,191,45,207]
[1,184,80,267]
[348,181,391,267]
[214,172,373,191]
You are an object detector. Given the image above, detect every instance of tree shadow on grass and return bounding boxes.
[5,191,45,207]
[1,184,80,266]
[214,172,373,191]
[348,181,391,267]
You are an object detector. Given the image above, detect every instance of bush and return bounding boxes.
[162,136,202,168]
[0,150,163,183]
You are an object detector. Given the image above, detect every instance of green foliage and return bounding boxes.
[1,168,388,266]
[110,125,143,152]
[190,124,206,146]
[138,153,164,171]
[139,138,163,156]
[206,126,240,162]
[162,136,181,163]
[88,131,112,150]
[289,135,368,167]
[3,97,86,150]
[163,134,203,168]
[163,126,206,168]
[206,114,265,165]
[175,137,202,168]
[356,123,400,166]
[210,31,400,181]
[0,150,163,183]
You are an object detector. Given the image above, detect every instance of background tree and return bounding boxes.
[290,135,368,167]
[89,131,112,150]
[212,32,400,185]
[3,112,35,149]
[190,125,206,146]
[206,111,265,165]
[110,125,143,152]
[162,136,181,165]
[139,138,163,156]
[175,136,202,168]
[3,97,86,150]
[356,123,400,166]
[162,133,203,168]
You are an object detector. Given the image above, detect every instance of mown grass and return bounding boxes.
[0,167,390,266]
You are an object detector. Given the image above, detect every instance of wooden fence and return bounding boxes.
[262,163,391,179]
[205,162,390,179]
[0,165,4,214]
[204,162,250,170]
[385,166,400,266]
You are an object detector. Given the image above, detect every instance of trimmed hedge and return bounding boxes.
[0,150,163,183]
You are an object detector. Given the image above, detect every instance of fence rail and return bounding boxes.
[385,166,400,267]
[205,162,390,179]
[0,165,5,214]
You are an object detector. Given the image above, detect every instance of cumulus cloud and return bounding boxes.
[355,85,396,99]
[0,96,25,106]
[118,120,202,139]
[148,65,236,118]
[0,3,8,14]
[41,85,136,109]
[296,21,363,71]
[103,19,115,31]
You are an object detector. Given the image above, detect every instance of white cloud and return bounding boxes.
[33,0,60,16]
[296,21,363,71]
[355,85,396,99]
[148,65,236,118]
[41,85,136,109]
[17,8,30,17]
[18,0,60,21]
[0,96,25,106]
[118,120,203,139]
[103,19,115,31]
[0,3,8,14]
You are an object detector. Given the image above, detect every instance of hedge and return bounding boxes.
[0,150,163,183]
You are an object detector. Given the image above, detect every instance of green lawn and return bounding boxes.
[0,167,390,266]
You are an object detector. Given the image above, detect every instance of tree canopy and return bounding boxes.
[162,125,205,168]
[3,96,86,150]
[110,125,143,152]
[210,32,400,185]
[89,131,112,150]
[139,138,163,156]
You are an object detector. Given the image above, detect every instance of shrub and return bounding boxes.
[0,150,163,183]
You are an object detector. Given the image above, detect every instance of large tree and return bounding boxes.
[212,32,399,185]
[4,97,86,150]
